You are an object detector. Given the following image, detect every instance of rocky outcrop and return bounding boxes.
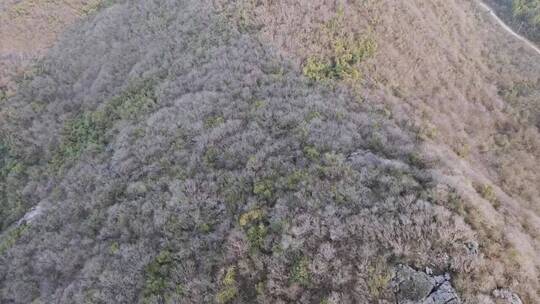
[393,265,460,304]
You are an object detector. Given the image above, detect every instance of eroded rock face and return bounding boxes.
[393,265,460,304]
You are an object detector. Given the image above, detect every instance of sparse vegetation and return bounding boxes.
[366,261,392,298]
[246,223,268,251]
[475,183,501,209]
[253,178,275,201]
[142,250,174,302]
[53,112,105,163]
[239,208,264,227]
[303,9,376,82]
[81,0,116,15]
[303,38,376,81]
[290,256,311,287]
[303,146,320,161]
[50,79,156,170]
[216,266,238,304]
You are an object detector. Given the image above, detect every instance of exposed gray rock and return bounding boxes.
[394,265,434,302]
[492,289,522,304]
[424,279,460,304]
[465,240,479,256]
[393,265,460,304]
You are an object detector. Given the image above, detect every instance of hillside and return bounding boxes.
[0,0,539,303]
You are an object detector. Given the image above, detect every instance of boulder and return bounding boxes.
[393,265,460,304]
